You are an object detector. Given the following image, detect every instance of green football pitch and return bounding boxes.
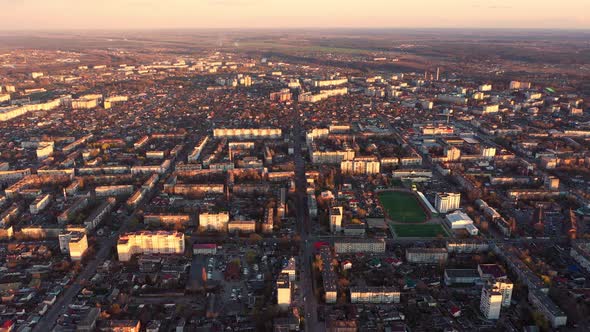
[391,224,448,238]
[378,191,427,223]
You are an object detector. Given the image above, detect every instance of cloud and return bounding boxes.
[208,0,261,6]
[488,5,513,9]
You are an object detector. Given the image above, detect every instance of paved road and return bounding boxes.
[33,230,120,331]
[292,115,324,332]
[34,137,192,331]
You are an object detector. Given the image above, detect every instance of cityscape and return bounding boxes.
[0,4,590,332]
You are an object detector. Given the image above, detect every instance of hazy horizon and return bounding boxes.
[0,0,588,30]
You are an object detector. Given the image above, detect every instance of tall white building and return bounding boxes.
[480,284,503,320]
[481,147,497,159]
[117,231,185,262]
[445,146,461,161]
[58,231,88,261]
[276,273,291,308]
[479,84,492,92]
[330,206,343,233]
[435,192,461,213]
[494,280,514,308]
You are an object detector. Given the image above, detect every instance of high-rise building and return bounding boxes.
[479,84,492,92]
[481,147,497,159]
[435,192,461,213]
[544,176,560,190]
[477,264,513,307]
[480,283,503,319]
[445,146,461,161]
[59,231,88,261]
[330,206,343,233]
[277,273,291,308]
[494,280,514,307]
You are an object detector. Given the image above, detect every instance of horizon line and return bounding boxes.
[0,26,589,33]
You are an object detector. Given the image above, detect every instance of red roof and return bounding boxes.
[478,264,506,279]
[314,241,329,250]
[385,257,401,265]
[193,243,216,249]
[1,320,15,328]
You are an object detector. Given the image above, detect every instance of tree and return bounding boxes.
[481,221,489,232]
[531,311,549,330]
[109,303,122,315]
[245,250,257,265]
[473,254,482,265]
[356,208,367,218]
[249,233,262,242]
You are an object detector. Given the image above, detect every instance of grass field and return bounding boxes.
[378,191,427,223]
[237,41,371,55]
[391,224,448,238]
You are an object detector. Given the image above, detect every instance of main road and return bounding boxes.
[291,111,324,332]
[33,222,123,331]
[34,134,192,331]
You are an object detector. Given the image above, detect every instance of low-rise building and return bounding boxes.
[350,286,400,304]
[444,269,481,286]
[117,231,185,262]
[192,243,217,255]
[281,257,297,282]
[406,248,448,264]
[334,239,385,254]
[319,246,337,304]
[95,185,134,197]
[571,240,590,273]
[446,239,489,253]
[444,211,479,235]
[199,212,230,231]
[228,220,256,233]
[29,193,51,214]
[528,288,567,328]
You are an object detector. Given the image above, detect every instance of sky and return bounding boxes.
[0,0,588,30]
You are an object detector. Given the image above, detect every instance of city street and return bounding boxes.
[292,111,324,332]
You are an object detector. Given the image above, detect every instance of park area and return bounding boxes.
[378,191,427,223]
[390,224,448,238]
